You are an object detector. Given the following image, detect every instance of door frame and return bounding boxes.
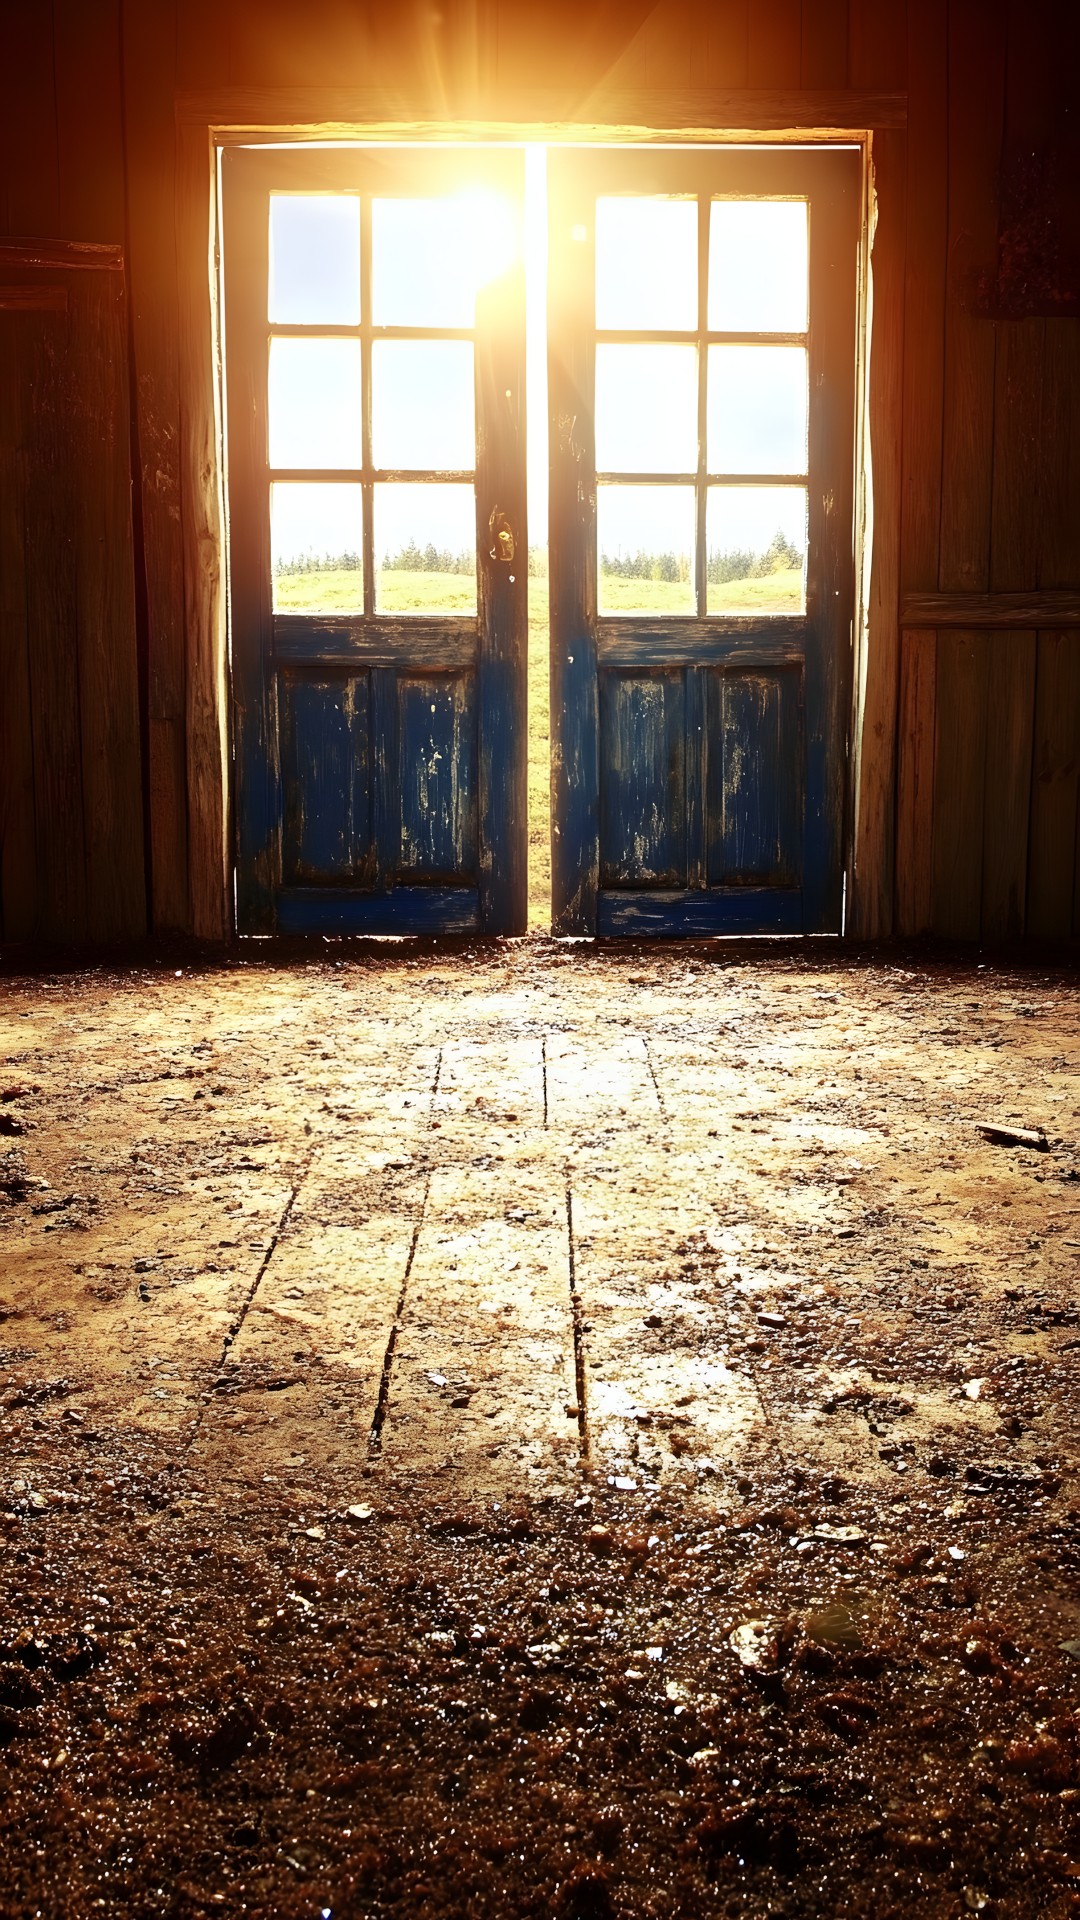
[169,89,903,938]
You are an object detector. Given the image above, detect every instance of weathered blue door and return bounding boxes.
[223,148,527,935]
[547,148,859,936]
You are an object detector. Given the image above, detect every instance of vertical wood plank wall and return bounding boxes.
[0,0,147,945]
[890,0,1080,943]
[0,0,1077,944]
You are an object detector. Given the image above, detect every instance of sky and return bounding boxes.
[265,159,809,576]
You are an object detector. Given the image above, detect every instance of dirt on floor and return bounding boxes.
[0,939,1079,1919]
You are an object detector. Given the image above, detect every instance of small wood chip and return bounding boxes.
[976,1123,1048,1151]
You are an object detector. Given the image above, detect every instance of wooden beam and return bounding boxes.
[175,85,907,136]
[901,591,1080,629]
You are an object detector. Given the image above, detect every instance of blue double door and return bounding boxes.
[225,145,857,939]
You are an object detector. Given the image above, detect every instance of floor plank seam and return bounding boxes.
[565,1179,589,1460]
[643,1033,668,1124]
[368,1169,431,1451]
[183,1154,313,1451]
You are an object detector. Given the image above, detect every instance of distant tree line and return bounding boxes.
[274,549,362,576]
[601,549,692,583]
[274,544,477,576]
[707,529,803,583]
[381,541,474,574]
[600,528,803,585]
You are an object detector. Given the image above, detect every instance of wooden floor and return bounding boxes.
[2,943,1078,1518]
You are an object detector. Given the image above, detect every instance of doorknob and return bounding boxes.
[488,506,515,564]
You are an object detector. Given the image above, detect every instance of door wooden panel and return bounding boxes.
[278,668,374,886]
[706,666,803,887]
[223,148,526,936]
[599,670,687,887]
[398,673,477,880]
[548,147,859,938]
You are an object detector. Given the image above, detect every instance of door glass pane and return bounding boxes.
[372,341,475,472]
[595,345,698,474]
[706,485,806,613]
[709,202,808,332]
[268,338,362,469]
[269,194,361,325]
[596,197,697,330]
[708,345,808,475]
[373,191,517,326]
[375,483,477,614]
[373,196,476,326]
[598,485,695,616]
[271,483,364,612]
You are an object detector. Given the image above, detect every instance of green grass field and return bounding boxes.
[273,564,800,923]
[274,563,803,621]
[599,567,803,615]
[274,569,477,615]
[707,567,804,612]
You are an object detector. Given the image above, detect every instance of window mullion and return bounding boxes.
[695,192,709,618]
[361,192,375,619]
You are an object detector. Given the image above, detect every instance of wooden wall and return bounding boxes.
[887,0,1080,944]
[0,0,1077,944]
[0,1,145,945]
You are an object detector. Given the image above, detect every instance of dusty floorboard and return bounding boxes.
[0,943,1079,1917]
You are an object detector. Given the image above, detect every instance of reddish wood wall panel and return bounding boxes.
[53,0,127,242]
[746,0,802,90]
[0,8,61,235]
[0,270,146,945]
[705,0,749,87]
[801,0,848,89]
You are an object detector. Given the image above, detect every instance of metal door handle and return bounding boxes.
[488,507,515,564]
